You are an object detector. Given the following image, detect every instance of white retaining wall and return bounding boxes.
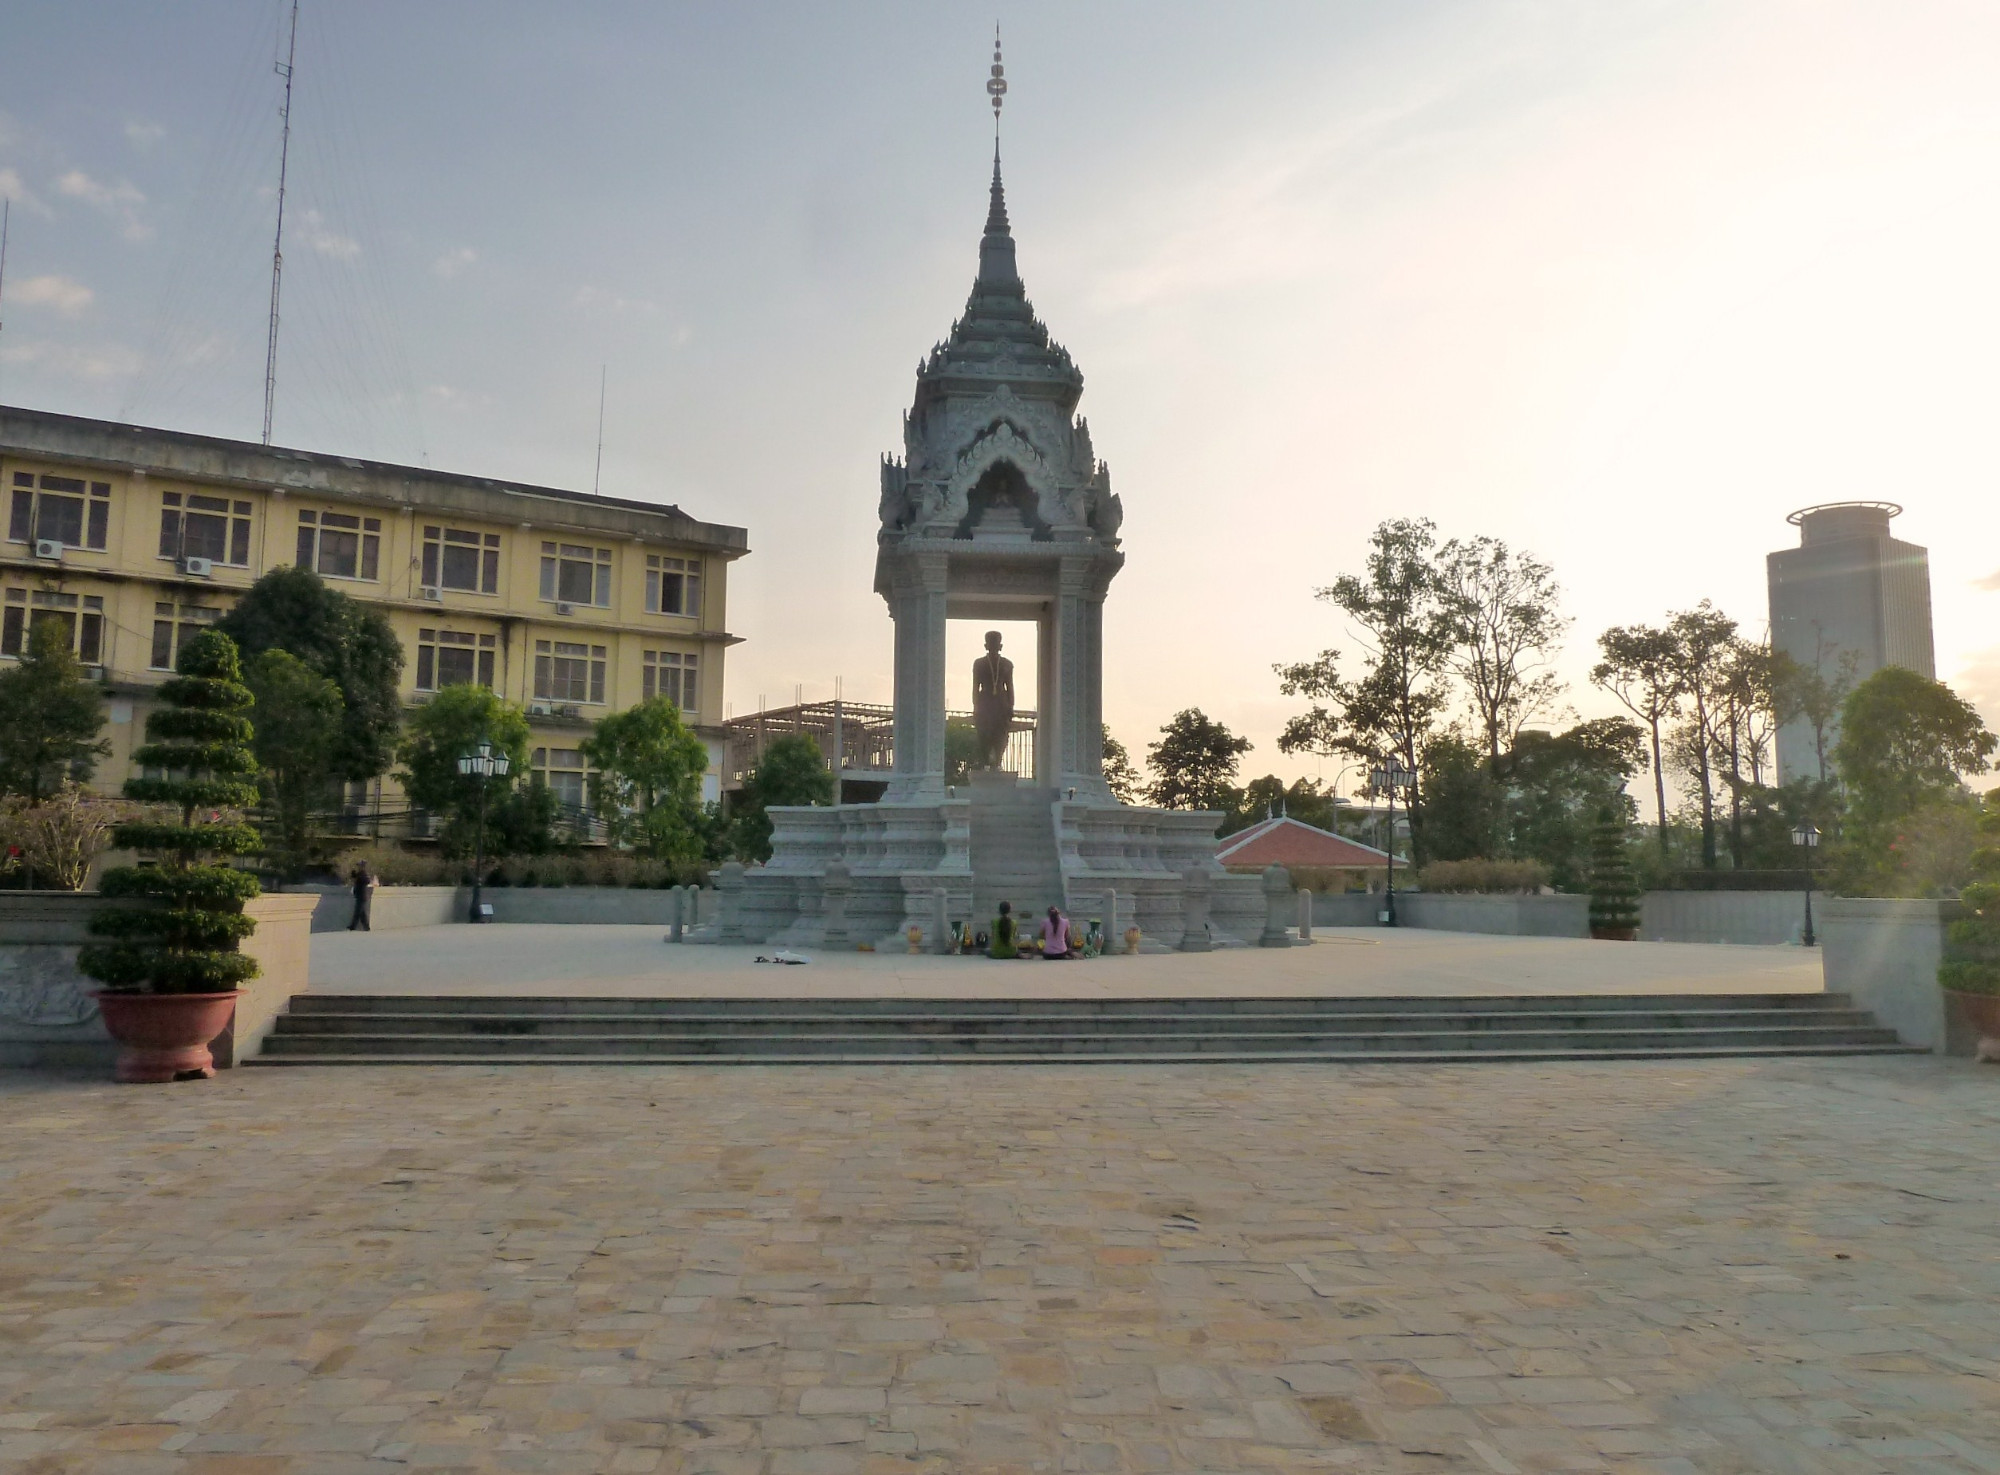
[1640,890,1810,946]
[1819,897,1950,1052]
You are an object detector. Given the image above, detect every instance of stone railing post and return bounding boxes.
[931,886,951,954]
[1260,865,1294,947]
[1297,886,1313,943]
[1179,867,1212,953]
[821,860,853,948]
[715,861,746,944]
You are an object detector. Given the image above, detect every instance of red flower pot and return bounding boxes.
[94,992,241,1084]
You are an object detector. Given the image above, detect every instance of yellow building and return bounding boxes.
[0,405,748,835]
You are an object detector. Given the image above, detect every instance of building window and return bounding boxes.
[2,589,106,664]
[159,491,253,566]
[531,746,589,813]
[421,525,500,594]
[149,602,221,670]
[641,649,698,714]
[9,472,110,551]
[538,542,611,607]
[644,553,701,617]
[296,509,381,581]
[534,639,606,704]
[415,628,497,691]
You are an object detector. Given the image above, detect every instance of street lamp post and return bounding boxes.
[1369,757,1413,927]
[457,737,511,923]
[1791,821,1820,947]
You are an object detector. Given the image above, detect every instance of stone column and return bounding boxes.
[886,551,950,802]
[821,860,852,948]
[1179,867,1212,952]
[1260,865,1295,948]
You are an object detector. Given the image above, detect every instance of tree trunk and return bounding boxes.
[1649,714,1670,856]
[1727,708,1744,866]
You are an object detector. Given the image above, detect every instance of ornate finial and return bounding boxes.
[987,24,1007,136]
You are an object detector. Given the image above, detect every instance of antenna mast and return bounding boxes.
[593,365,607,495]
[262,0,300,446]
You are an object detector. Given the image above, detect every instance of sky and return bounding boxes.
[3,0,1998,794]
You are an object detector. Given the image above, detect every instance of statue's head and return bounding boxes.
[984,630,1003,654]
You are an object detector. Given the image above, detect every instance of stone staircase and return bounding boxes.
[968,773,1066,926]
[249,993,1918,1065]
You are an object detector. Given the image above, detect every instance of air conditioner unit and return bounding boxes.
[181,557,214,577]
[554,601,575,616]
[556,704,582,720]
[528,702,553,717]
[32,539,62,561]
[420,586,443,602]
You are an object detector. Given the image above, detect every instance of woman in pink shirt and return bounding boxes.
[1039,906,1073,959]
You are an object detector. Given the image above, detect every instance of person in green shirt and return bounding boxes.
[989,901,1018,959]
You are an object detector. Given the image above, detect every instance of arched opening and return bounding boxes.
[954,460,1051,540]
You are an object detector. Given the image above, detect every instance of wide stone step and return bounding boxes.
[270,1008,1888,1038]
[250,992,1917,1064]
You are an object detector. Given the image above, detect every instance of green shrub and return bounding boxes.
[1940,790,2000,996]
[1414,857,1550,894]
[1588,811,1641,935]
[78,630,262,995]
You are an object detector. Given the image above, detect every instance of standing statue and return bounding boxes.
[971,630,1015,770]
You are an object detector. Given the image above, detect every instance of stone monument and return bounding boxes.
[724,53,1279,950]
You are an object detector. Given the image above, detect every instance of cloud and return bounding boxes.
[424,383,490,410]
[55,169,150,240]
[1975,569,2000,593]
[12,274,93,315]
[297,209,360,259]
[432,246,477,279]
[124,121,165,151]
[0,338,141,380]
[0,167,51,216]
[572,284,658,319]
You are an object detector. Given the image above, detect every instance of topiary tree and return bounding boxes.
[1940,788,2000,996]
[78,629,262,994]
[1587,808,1641,941]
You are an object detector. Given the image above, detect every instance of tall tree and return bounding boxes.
[731,733,835,862]
[245,649,345,883]
[1772,637,1861,783]
[1436,535,1570,767]
[1713,639,1782,863]
[1835,667,1996,836]
[1101,726,1143,805]
[1591,623,1680,854]
[217,565,404,782]
[0,620,109,802]
[581,696,712,864]
[1664,602,1740,870]
[1276,518,1455,863]
[1146,709,1250,813]
[1505,719,1644,890]
[397,684,550,859]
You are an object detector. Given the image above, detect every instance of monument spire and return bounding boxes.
[978,26,1019,288]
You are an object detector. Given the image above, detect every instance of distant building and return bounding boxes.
[1767,501,1934,785]
[0,405,747,832]
[1216,816,1392,890]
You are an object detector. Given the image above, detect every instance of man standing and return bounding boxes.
[971,630,1015,771]
[349,861,376,932]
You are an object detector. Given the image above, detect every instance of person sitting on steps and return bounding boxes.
[989,901,1018,959]
[1040,904,1073,960]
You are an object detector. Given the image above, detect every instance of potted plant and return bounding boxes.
[78,630,262,1083]
[1939,788,2000,1060]
[1588,809,1641,941]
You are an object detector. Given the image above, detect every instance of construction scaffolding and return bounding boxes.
[723,699,1037,795]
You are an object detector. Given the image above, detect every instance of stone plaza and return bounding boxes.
[2,1045,1996,1474]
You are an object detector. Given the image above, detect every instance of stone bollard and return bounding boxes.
[1105,888,1119,954]
[715,862,746,944]
[931,887,951,955]
[1179,867,1213,953]
[1297,887,1313,943]
[1260,865,1294,947]
[668,885,686,943]
[821,860,853,948]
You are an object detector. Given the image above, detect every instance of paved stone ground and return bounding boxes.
[3,1057,1997,1473]
[307,927,1823,1000]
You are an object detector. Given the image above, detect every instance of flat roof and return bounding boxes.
[0,402,749,556]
